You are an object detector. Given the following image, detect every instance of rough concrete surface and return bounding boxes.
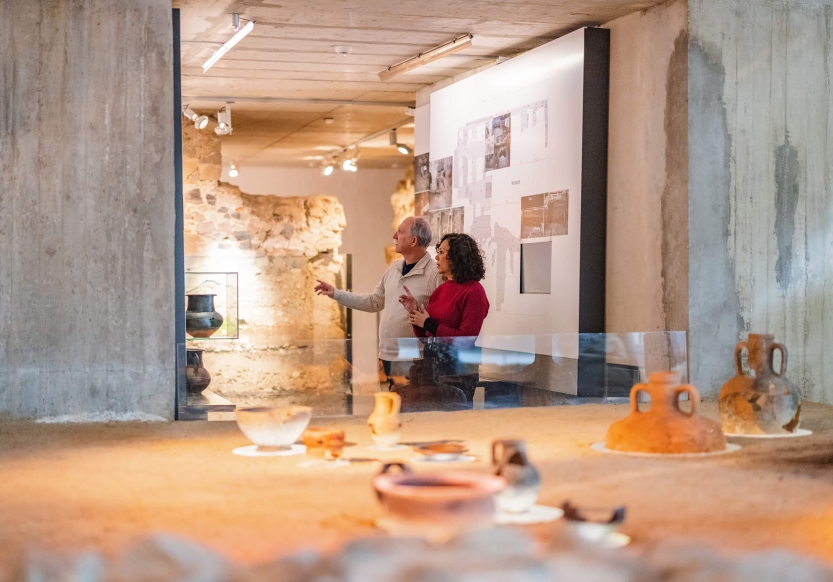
[0,0,175,419]
[604,0,689,334]
[2,403,833,573]
[688,0,833,401]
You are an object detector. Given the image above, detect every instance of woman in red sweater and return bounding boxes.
[400,233,489,338]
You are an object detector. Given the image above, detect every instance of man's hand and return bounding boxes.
[315,279,335,298]
[408,304,429,328]
[398,285,418,313]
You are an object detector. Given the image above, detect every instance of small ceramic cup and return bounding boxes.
[303,427,346,460]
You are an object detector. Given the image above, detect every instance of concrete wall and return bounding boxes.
[0,0,175,419]
[0,0,178,418]
[605,0,689,334]
[226,166,404,385]
[688,0,833,399]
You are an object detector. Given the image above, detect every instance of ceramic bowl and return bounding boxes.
[235,406,313,451]
[373,463,506,539]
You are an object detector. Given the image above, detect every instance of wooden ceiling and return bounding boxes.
[174,0,665,168]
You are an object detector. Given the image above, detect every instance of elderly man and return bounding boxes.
[315,216,441,381]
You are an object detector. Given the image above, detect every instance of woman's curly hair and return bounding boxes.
[438,233,486,284]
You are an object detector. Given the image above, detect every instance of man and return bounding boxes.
[315,216,442,381]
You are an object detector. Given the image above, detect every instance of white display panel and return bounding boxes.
[421,28,589,357]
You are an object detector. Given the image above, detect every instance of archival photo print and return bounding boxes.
[427,206,465,246]
[520,189,569,239]
[485,113,511,171]
[414,191,429,217]
[428,156,453,210]
[414,153,430,193]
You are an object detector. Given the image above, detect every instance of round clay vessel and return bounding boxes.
[373,463,506,534]
[492,439,541,514]
[185,348,211,394]
[718,334,801,435]
[235,406,312,451]
[185,294,224,338]
[605,372,726,454]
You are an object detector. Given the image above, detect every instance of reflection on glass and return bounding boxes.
[178,332,687,420]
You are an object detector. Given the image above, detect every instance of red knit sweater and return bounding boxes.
[413,280,490,338]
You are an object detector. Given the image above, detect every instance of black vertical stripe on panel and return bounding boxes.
[577,27,610,397]
[172,8,186,419]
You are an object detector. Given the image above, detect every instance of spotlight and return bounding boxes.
[228,164,239,178]
[182,105,209,130]
[342,159,355,172]
[323,165,335,176]
[397,144,412,155]
[214,103,233,136]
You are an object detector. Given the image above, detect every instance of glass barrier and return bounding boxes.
[178,332,686,420]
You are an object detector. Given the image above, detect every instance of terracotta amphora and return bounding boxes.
[368,392,402,448]
[718,334,801,435]
[492,439,541,514]
[606,372,726,454]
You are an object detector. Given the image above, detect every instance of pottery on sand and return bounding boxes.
[718,334,801,435]
[605,372,726,454]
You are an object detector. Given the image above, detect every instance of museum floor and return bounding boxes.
[2,403,833,569]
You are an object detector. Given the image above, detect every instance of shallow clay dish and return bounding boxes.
[373,463,505,536]
[413,443,468,456]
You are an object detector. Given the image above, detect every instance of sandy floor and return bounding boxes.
[2,403,833,568]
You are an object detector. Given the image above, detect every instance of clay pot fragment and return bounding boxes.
[605,372,726,454]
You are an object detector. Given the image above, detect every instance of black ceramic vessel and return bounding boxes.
[185,348,212,394]
[185,294,224,338]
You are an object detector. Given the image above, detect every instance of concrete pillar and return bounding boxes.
[688,0,833,399]
[0,0,175,419]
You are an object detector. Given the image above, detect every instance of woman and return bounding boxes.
[399,233,489,338]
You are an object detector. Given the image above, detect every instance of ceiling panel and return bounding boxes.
[175,0,667,167]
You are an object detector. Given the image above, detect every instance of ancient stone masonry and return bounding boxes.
[182,122,350,409]
[386,167,415,264]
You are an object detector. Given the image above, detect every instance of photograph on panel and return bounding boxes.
[520,189,568,239]
[485,113,511,171]
[414,191,429,217]
[414,153,431,193]
[428,155,453,210]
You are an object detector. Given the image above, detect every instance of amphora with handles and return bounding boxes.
[368,392,402,448]
[606,372,726,454]
[718,334,801,435]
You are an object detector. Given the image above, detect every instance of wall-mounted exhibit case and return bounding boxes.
[413,27,610,396]
[185,271,239,339]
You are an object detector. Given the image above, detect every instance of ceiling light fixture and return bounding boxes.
[378,34,473,81]
[228,164,239,178]
[322,164,335,176]
[323,117,334,124]
[182,105,209,130]
[214,103,233,136]
[202,14,255,73]
[334,45,353,56]
[397,144,412,155]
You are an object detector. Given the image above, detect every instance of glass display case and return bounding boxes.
[176,331,687,420]
[184,271,239,339]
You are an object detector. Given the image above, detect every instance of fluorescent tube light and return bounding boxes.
[378,34,473,81]
[203,20,255,72]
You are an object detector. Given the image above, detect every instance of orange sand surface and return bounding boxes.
[2,403,833,566]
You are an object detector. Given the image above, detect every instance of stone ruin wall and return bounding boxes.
[182,122,349,409]
[385,166,415,264]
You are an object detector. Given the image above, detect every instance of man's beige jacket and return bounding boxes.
[332,252,442,361]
